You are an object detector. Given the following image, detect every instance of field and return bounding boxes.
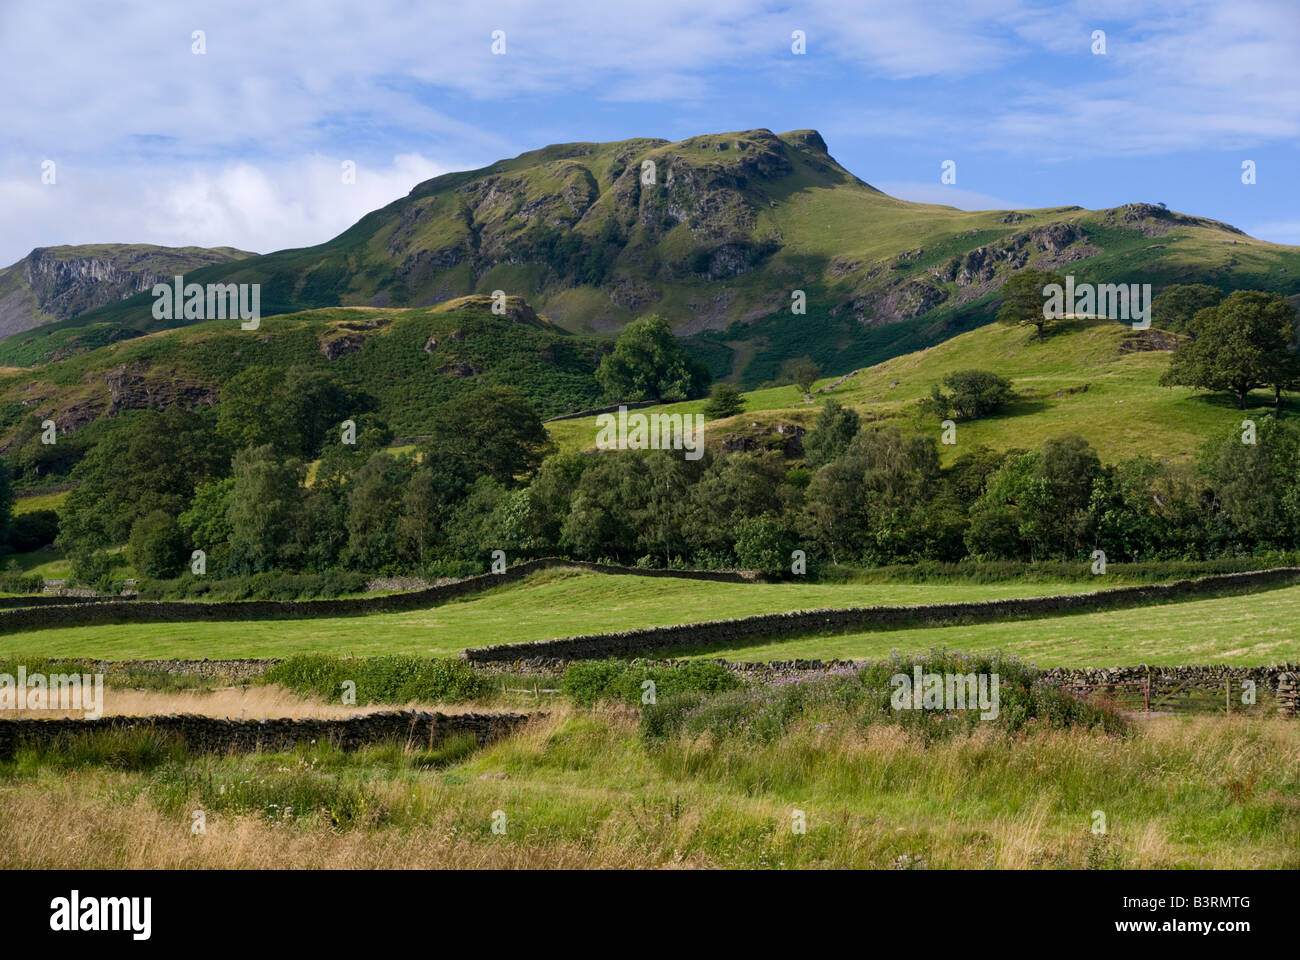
[4,567,1300,667]
[3,706,1296,869]
[0,570,1097,660]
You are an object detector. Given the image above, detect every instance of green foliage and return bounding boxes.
[262,654,488,704]
[217,365,371,459]
[6,508,57,552]
[803,399,860,468]
[923,369,1014,420]
[560,659,739,707]
[1160,290,1298,408]
[702,382,745,419]
[422,384,554,492]
[226,444,306,573]
[136,569,370,601]
[641,650,1126,745]
[997,268,1067,340]
[1151,283,1223,336]
[127,510,186,579]
[56,406,228,551]
[733,515,793,576]
[596,315,711,402]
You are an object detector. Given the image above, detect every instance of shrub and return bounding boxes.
[7,509,59,552]
[263,655,488,705]
[561,659,739,707]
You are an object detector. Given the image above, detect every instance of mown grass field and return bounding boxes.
[2,708,1295,869]
[0,570,1092,660]
[4,568,1300,666]
[676,583,1300,666]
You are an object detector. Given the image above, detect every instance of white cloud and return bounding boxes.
[873,181,1025,211]
[0,154,451,266]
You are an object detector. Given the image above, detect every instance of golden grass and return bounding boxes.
[1,708,1295,869]
[5,684,525,720]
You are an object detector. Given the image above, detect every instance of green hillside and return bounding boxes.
[547,317,1281,465]
[0,296,606,447]
[6,128,1298,384]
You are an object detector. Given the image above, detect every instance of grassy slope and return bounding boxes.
[0,570,1092,659]
[547,317,1277,464]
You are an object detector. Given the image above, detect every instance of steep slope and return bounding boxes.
[0,244,255,338]
[4,129,1298,382]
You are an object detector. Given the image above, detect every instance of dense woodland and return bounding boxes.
[0,286,1297,590]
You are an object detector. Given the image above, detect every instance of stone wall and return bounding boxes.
[0,710,536,758]
[0,558,760,632]
[463,567,1300,662]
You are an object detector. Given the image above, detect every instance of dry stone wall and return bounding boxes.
[0,558,760,633]
[0,710,536,757]
[463,568,1300,662]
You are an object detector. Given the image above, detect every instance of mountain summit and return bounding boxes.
[5,129,1297,380]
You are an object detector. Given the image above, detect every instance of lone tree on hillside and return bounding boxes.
[1160,290,1298,410]
[783,356,821,398]
[703,382,745,419]
[923,369,1015,420]
[596,314,711,402]
[997,268,1067,341]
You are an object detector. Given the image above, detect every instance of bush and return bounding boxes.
[137,570,371,601]
[640,650,1126,744]
[561,659,739,707]
[263,655,488,705]
[702,383,745,419]
[7,509,59,552]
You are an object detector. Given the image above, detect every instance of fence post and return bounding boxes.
[1226,677,1231,716]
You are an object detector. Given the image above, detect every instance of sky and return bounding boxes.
[1,0,1297,266]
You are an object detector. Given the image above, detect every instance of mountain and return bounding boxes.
[3,129,1298,383]
[0,244,255,339]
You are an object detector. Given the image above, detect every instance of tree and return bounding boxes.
[178,477,235,551]
[1160,290,1298,409]
[344,451,413,570]
[217,365,371,459]
[422,385,554,492]
[703,383,745,419]
[925,369,1014,420]
[595,315,711,402]
[57,406,229,555]
[803,399,860,467]
[127,510,186,579]
[782,356,821,398]
[1151,283,1223,337]
[997,268,1067,341]
[734,515,794,576]
[226,444,306,573]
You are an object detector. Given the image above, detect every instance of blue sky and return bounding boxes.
[1,0,1297,265]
